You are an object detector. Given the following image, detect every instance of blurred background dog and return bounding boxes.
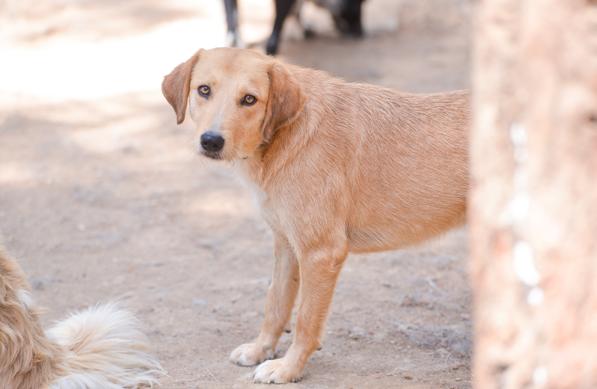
[0,248,164,389]
[224,0,365,55]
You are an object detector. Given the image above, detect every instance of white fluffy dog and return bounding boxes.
[0,248,165,389]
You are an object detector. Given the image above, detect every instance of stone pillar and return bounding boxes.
[470,0,597,388]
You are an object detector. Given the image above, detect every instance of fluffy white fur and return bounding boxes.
[47,303,165,389]
[0,249,164,389]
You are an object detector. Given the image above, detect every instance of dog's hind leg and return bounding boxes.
[230,234,299,366]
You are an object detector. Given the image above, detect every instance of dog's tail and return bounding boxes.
[47,303,165,389]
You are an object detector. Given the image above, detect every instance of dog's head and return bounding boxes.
[162,48,305,161]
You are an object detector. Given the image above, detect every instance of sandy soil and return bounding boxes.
[0,0,472,387]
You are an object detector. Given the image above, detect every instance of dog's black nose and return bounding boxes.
[200,131,225,152]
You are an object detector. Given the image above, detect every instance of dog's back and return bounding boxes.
[278,66,469,251]
[346,88,469,251]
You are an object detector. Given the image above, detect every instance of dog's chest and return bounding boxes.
[246,183,281,228]
[234,164,284,228]
[246,180,267,209]
[235,168,269,210]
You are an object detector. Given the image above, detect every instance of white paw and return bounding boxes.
[253,358,303,384]
[229,342,273,367]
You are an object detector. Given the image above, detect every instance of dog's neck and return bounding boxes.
[236,66,333,190]
[237,110,312,191]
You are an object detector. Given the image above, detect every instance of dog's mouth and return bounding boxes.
[200,150,223,160]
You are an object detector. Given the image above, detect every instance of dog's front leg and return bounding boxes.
[230,235,299,366]
[253,243,348,383]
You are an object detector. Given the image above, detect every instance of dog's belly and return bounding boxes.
[347,223,438,253]
[347,227,413,253]
[346,197,466,254]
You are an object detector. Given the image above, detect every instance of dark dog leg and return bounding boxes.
[266,0,297,55]
[334,0,364,38]
[223,0,240,46]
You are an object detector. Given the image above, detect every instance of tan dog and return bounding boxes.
[162,47,469,383]
[0,248,164,388]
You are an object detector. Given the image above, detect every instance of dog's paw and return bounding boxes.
[252,358,303,384]
[230,342,274,367]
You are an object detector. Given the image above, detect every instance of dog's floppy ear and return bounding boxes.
[162,50,201,124]
[262,62,306,143]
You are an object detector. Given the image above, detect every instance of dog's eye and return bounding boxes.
[241,94,257,106]
[198,85,211,97]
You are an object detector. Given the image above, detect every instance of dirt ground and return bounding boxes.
[0,0,472,387]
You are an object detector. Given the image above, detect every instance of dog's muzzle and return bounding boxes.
[199,131,225,159]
